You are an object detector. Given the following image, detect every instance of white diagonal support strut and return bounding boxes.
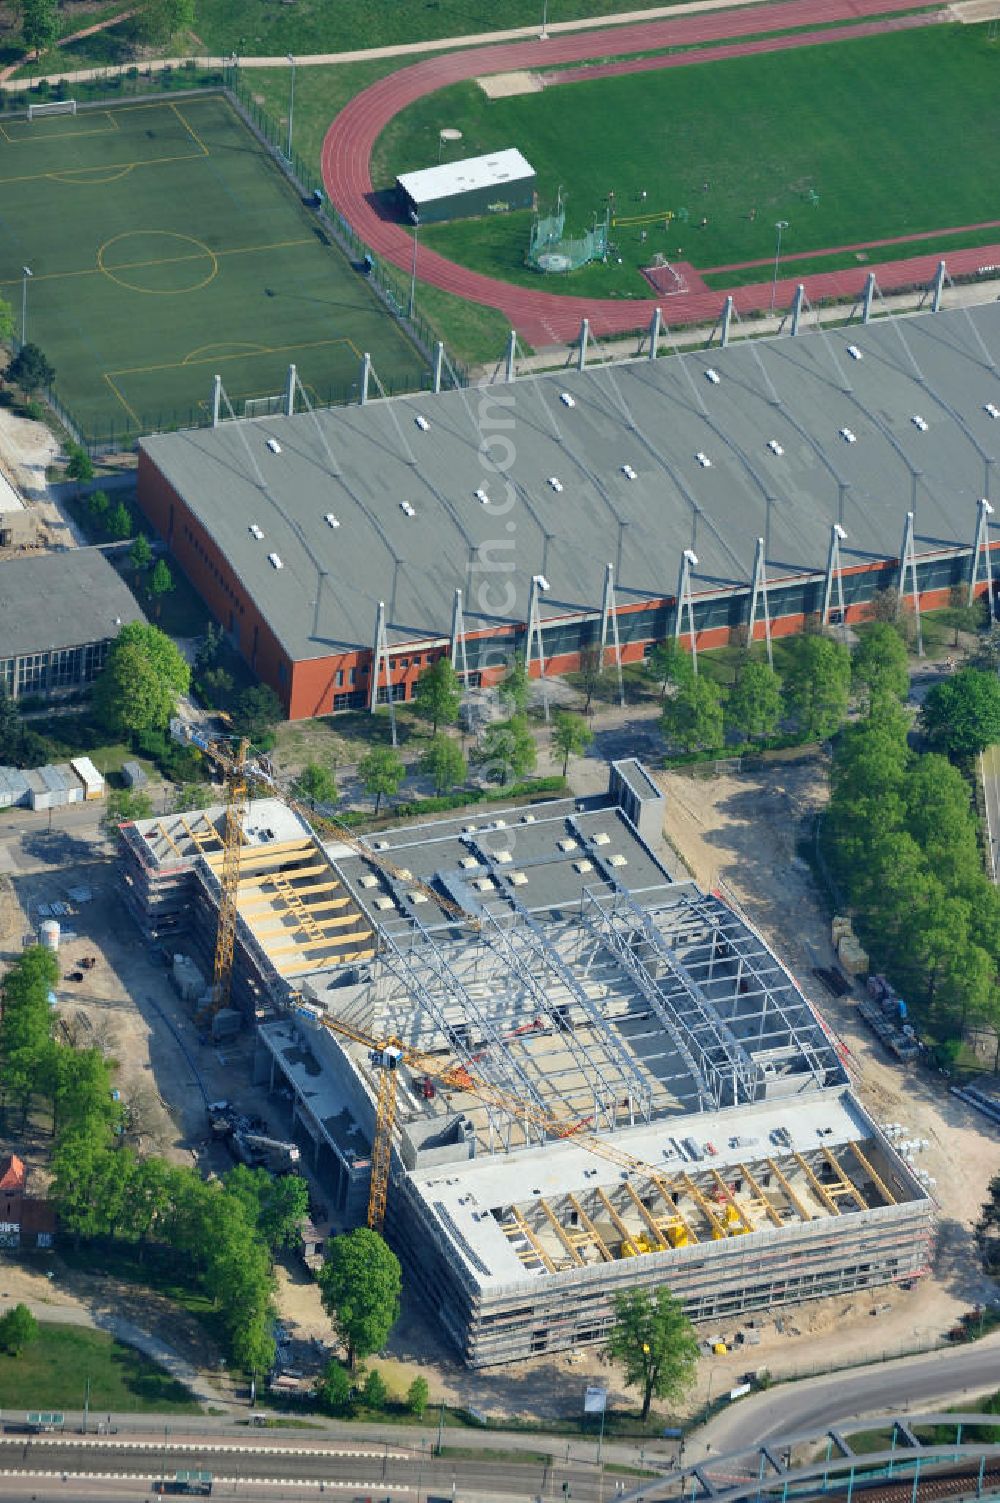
[821,523,847,627]
[748,536,773,668]
[599,562,625,707]
[450,587,470,685]
[675,548,699,676]
[970,497,996,621]
[525,572,551,722]
[897,509,924,658]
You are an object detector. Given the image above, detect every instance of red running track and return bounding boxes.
[321,0,1000,347]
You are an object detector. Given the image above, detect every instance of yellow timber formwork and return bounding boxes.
[848,1141,895,1206]
[821,1146,869,1211]
[793,1152,842,1216]
[564,1193,614,1262]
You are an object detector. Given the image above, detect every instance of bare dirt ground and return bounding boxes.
[0,405,58,498]
[476,69,545,97]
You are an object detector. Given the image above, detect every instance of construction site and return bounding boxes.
[117,755,935,1367]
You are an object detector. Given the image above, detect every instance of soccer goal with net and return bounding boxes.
[26,99,77,120]
[243,393,285,418]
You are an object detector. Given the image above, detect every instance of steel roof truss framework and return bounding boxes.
[581,887,761,1110]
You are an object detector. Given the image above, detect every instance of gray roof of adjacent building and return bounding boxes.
[0,547,144,660]
[138,301,1000,663]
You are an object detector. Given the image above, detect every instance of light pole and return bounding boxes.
[541,0,549,38]
[286,53,296,162]
[770,220,788,314]
[21,266,32,347]
[408,211,419,319]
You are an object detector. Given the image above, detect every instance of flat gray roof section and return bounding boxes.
[397,148,535,205]
[139,302,1000,662]
[0,548,144,659]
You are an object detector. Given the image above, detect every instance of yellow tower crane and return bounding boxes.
[317,1013,747,1241]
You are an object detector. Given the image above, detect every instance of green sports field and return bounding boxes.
[0,94,425,441]
[374,25,1000,298]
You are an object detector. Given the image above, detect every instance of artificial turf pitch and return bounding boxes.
[375,25,1000,299]
[0,94,425,441]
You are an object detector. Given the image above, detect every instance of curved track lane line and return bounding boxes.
[321,0,1000,346]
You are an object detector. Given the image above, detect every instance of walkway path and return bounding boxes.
[318,0,995,346]
[0,1294,229,1411]
[0,7,136,84]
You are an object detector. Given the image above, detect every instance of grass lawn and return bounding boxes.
[374,25,1000,298]
[16,0,697,75]
[0,1322,199,1412]
[0,92,425,442]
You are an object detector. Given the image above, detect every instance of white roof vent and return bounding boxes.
[560,391,575,407]
[621,464,638,481]
[911,415,928,432]
[547,476,563,493]
[415,414,430,431]
[268,552,283,570]
[985,403,1000,420]
[766,439,784,456]
[265,438,281,455]
[249,523,264,540]
[324,512,340,528]
[608,853,628,868]
[695,451,711,468]
[840,427,857,444]
[400,501,416,517]
[705,368,720,384]
[475,487,489,504]
[847,344,863,361]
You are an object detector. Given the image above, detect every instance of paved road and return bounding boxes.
[694,1336,1000,1459]
[0,1434,601,1501]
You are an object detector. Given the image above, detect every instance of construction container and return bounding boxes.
[838,937,869,977]
[70,756,104,801]
[211,1007,242,1042]
[39,918,60,952]
[832,916,854,945]
[55,764,83,804]
[172,953,206,1003]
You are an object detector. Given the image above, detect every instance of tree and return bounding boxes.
[606,1287,699,1422]
[130,534,153,574]
[478,714,536,785]
[551,710,593,776]
[0,295,12,343]
[292,762,337,811]
[419,735,466,795]
[0,1303,39,1357]
[922,669,1000,760]
[361,1368,388,1410]
[318,1227,401,1370]
[869,587,901,624]
[127,0,196,46]
[407,1375,430,1418]
[413,658,461,734]
[725,658,782,741]
[87,489,110,530]
[970,623,1000,675]
[223,1165,309,1253]
[661,676,724,754]
[852,623,909,706]
[576,645,604,714]
[316,1359,354,1416]
[148,558,174,615]
[107,500,132,541]
[19,0,58,55]
[230,684,283,746]
[498,659,529,716]
[93,623,190,738]
[6,343,54,397]
[647,639,694,699]
[781,635,851,742]
[358,746,405,815]
[65,443,94,487]
[101,787,153,836]
[976,1174,1000,1270]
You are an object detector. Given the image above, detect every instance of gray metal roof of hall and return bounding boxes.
[0,547,144,659]
[139,300,1000,662]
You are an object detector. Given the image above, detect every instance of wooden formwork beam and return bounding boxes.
[538,1197,585,1267]
[737,1163,783,1227]
[154,821,184,858]
[204,838,314,869]
[506,1205,556,1273]
[565,1194,613,1262]
[765,1158,812,1222]
[679,1172,730,1238]
[848,1141,895,1206]
[709,1168,754,1232]
[596,1187,635,1248]
[279,946,375,976]
[793,1153,841,1215]
[821,1146,868,1212]
[623,1181,670,1249]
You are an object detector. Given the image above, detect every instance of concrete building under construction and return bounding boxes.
[118,762,934,1366]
